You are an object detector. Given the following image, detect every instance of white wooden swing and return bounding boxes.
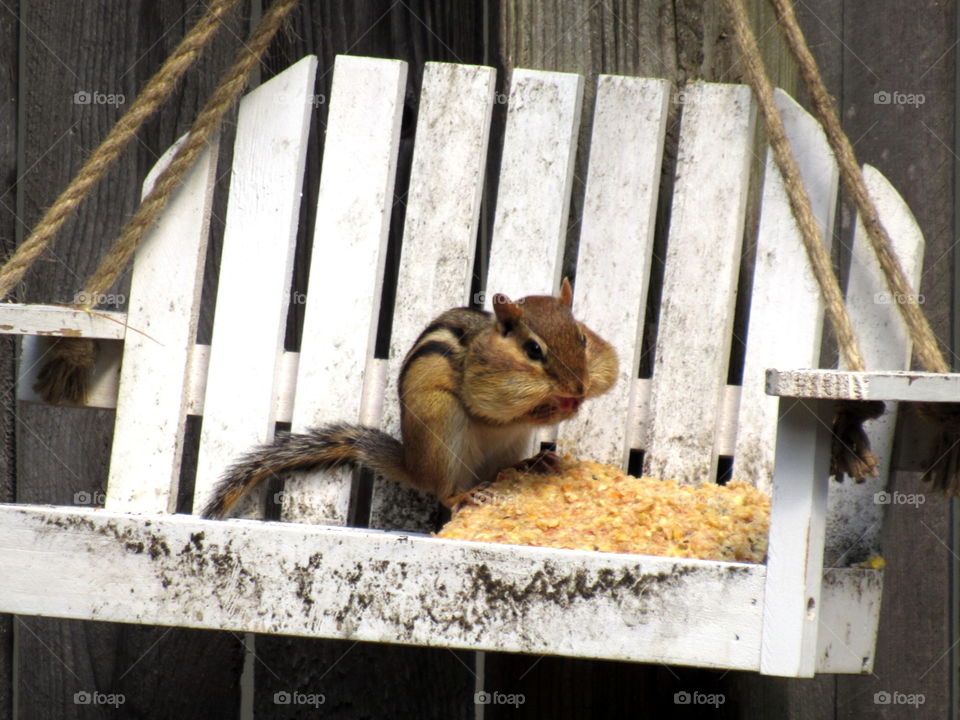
[0,53,942,677]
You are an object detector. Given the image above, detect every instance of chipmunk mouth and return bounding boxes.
[526,396,582,423]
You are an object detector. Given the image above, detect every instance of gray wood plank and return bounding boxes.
[768,369,960,402]
[830,2,955,718]
[0,0,16,714]
[14,2,246,717]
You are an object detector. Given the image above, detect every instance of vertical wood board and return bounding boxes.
[485,68,584,300]
[192,56,317,515]
[559,74,670,467]
[761,397,832,677]
[281,55,407,525]
[105,136,218,513]
[368,61,495,531]
[643,82,756,484]
[734,89,838,495]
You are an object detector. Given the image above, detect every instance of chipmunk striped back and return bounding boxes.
[398,307,492,406]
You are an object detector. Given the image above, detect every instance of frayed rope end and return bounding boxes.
[33,337,98,404]
[830,400,885,482]
[918,403,960,495]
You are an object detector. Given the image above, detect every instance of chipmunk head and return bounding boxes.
[464,278,590,425]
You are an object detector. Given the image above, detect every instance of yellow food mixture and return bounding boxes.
[437,457,769,563]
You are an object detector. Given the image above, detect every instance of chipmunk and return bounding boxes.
[202,278,618,519]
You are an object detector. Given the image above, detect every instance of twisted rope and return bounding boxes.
[768,0,949,375]
[81,0,301,303]
[722,0,865,373]
[721,0,881,479]
[34,0,302,402]
[764,0,960,493]
[0,0,242,300]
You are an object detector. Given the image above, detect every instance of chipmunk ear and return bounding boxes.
[492,293,523,331]
[559,277,574,308]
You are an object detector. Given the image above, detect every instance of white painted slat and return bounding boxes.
[767,369,959,402]
[826,165,926,562]
[482,68,585,465]
[0,503,764,670]
[104,134,218,513]
[643,83,756,483]
[485,68,583,301]
[761,397,832,676]
[192,56,317,516]
[367,62,496,531]
[280,56,407,526]
[560,75,670,467]
[734,89,838,494]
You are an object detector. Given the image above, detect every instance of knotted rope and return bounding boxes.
[765,0,960,494]
[725,0,959,490]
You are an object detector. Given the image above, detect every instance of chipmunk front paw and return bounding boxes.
[512,449,563,474]
[447,481,497,513]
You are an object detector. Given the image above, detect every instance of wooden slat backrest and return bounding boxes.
[15,57,922,536]
[105,58,916,533]
[104,136,218,514]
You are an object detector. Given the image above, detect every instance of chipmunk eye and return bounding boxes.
[578,332,586,346]
[523,339,544,361]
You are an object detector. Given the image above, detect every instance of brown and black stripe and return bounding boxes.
[398,307,491,399]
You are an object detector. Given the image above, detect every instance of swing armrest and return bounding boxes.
[766,369,960,403]
[0,303,127,339]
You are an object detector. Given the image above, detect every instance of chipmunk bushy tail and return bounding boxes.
[201,422,409,519]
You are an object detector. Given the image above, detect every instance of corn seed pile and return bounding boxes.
[438,457,770,563]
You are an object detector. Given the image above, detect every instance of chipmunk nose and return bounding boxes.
[557,396,581,412]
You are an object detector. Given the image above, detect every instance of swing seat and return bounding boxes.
[0,54,943,677]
